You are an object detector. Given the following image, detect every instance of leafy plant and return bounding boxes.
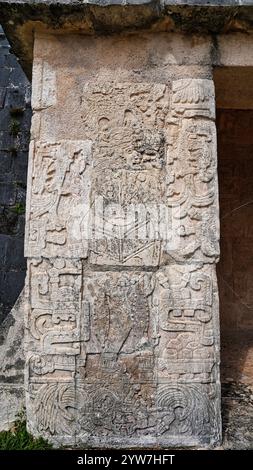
[0,416,52,450]
[11,202,25,214]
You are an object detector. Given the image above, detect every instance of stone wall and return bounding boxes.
[0,25,31,328]
[0,25,30,431]
[23,31,221,448]
[0,3,253,446]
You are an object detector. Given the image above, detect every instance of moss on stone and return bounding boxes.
[9,119,21,137]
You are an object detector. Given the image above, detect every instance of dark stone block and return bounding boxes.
[14,131,30,152]
[0,67,10,87]
[14,109,32,133]
[0,152,12,177]
[0,130,29,153]
[15,184,26,204]
[0,235,25,270]
[0,234,8,265]
[5,87,26,113]
[0,53,8,67]
[0,27,30,356]
[0,108,11,130]
[0,182,17,205]
[0,206,19,235]
[13,152,29,182]
[0,270,26,307]
[8,64,29,88]
[0,130,13,151]
[0,87,6,107]
[15,213,25,237]
[4,51,21,69]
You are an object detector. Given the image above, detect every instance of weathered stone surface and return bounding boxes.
[1,1,253,77]
[165,78,219,264]
[25,140,92,258]
[22,31,221,447]
[1,2,253,449]
[0,26,31,330]
[25,265,221,446]
[0,291,26,430]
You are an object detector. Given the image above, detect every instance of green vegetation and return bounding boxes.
[0,417,52,450]
[15,181,27,190]
[9,119,21,137]
[11,202,25,214]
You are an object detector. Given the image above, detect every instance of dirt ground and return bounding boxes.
[221,381,253,449]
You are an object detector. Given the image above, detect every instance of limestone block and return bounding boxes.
[0,291,26,430]
[154,263,220,384]
[25,264,221,446]
[0,385,24,431]
[25,258,82,356]
[165,79,219,264]
[32,60,57,111]
[23,35,221,447]
[25,140,92,258]
[86,80,169,267]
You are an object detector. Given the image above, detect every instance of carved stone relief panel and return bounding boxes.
[24,73,221,447]
[26,269,157,442]
[25,140,92,258]
[153,263,221,444]
[32,59,57,111]
[83,81,168,267]
[25,265,221,445]
[165,79,219,264]
[73,272,158,439]
[81,82,170,136]
[154,264,219,384]
[25,258,82,356]
[155,382,220,444]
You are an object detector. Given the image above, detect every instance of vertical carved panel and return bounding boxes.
[25,73,221,447]
[86,81,169,267]
[153,263,221,443]
[165,79,219,263]
[25,258,82,441]
[25,140,92,258]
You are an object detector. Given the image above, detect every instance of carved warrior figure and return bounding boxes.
[24,77,221,446]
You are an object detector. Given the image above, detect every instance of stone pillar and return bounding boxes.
[24,33,221,447]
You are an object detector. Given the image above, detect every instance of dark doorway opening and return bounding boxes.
[215,67,253,448]
[216,108,253,387]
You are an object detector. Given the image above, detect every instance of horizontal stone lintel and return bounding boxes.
[1,1,253,77]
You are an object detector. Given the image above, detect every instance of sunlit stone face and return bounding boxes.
[23,32,221,448]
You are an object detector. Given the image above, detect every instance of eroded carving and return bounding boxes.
[154,264,219,385]
[156,384,219,439]
[26,258,82,355]
[165,79,219,263]
[25,77,221,446]
[25,140,92,258]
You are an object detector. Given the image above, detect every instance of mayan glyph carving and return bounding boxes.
[84,81,169,267]
[166,79,219,263]
[155,383,219,441]
[26,265,220,444]
[25,70,221,447]
[153,262,221,443]
[155,264,218,377]
[25,258,82,356]
[25,140,92,258]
